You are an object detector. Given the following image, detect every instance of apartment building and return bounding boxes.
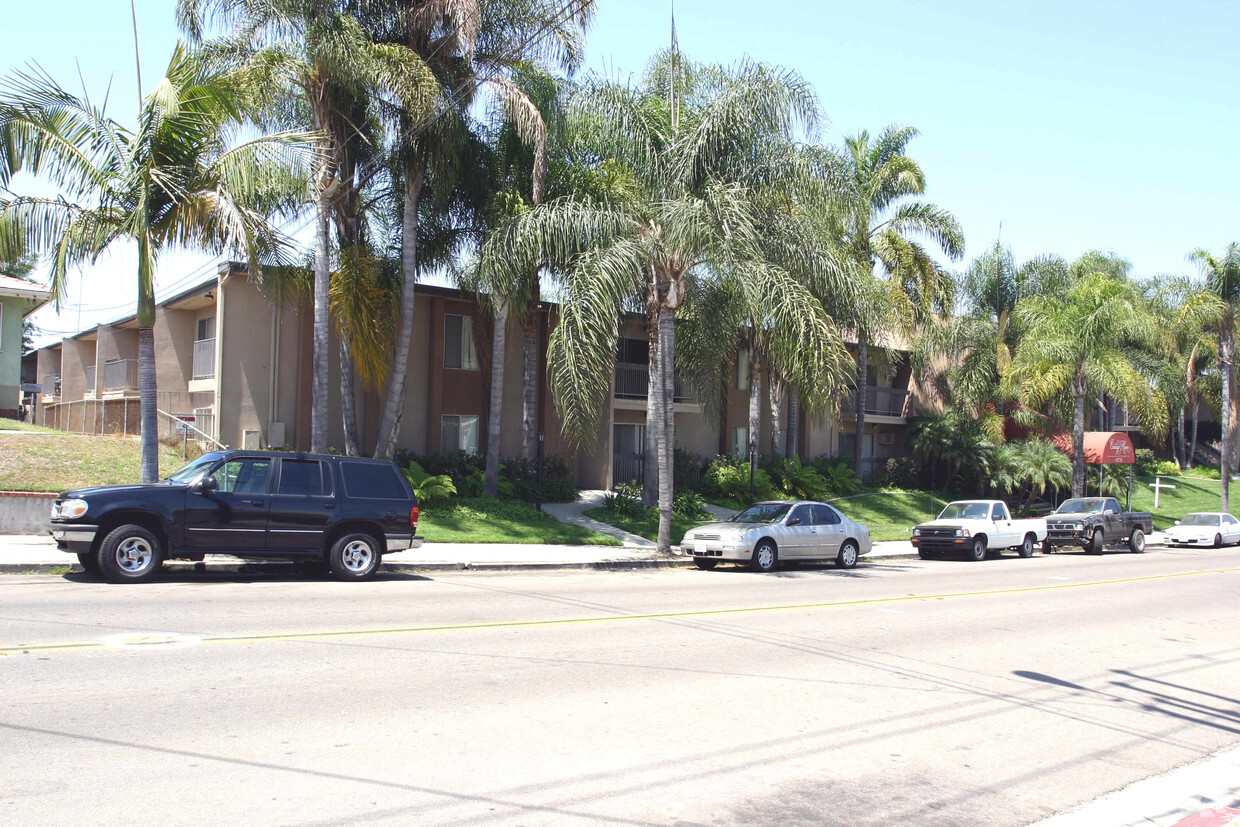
[31,262,939,487]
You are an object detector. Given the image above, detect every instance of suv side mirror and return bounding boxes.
[193,476,218,495]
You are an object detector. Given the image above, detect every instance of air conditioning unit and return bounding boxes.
[242,429,262,450]
[878,432,896,446]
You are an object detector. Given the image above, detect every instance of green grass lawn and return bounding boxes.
[0,417,58,433]
[0,428,194,492]
[421,499,620,545]
[827,490,952,542]
[1120,473,1229,530]
[582,507,710,545]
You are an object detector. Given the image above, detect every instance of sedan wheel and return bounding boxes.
[750,540,778,572]
[835,540,859,569]
[1214,533,1223,549]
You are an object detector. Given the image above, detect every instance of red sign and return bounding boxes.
[1082,432,1135,465]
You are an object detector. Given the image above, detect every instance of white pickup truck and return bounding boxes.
[911,500,1048,561]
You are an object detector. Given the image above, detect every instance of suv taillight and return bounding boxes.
[410,506,419,529]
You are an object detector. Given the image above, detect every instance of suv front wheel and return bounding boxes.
[98,524,165,583]
[328,532,382,580]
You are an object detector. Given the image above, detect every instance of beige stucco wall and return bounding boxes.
[217,272,279,450]
[154,304,197,393]
[60,337,95,401]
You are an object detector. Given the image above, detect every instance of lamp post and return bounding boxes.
[536,430,545,511]
[748,438,757,506]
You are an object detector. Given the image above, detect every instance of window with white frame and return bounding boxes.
[735,348,750,390]
[196,316,215,342]
[731,426,749,456]
[444,314,479,370]
[442,414,480,454]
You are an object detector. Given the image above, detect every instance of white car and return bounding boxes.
[1164,513,1240,548]
[682,500,873,572]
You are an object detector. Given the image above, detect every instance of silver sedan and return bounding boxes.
[682,500,873,572]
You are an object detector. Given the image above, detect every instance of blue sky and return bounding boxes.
[4,0,1239,341]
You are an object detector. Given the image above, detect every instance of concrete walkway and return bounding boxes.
[541,490,655,548]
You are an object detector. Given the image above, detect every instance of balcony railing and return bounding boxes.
[192,337,216,380]
[41,374,61,400]
[104,359,139,391]
[840,387,909,417]
[84,366,96,398]
[614,362,693,402]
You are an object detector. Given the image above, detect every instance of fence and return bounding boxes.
[192,338,215,379]
[40,392,221,449]
[840,387,909,417]
[613,362,693,402]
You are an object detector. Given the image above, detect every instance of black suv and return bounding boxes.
[49,450,421,583]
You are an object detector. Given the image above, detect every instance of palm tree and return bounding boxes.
[363,0,596,464]
[830,126,963,478]
[179,0,437,454]
[481,50,852,552]
[916,241,1069,438]
[0,45,312,481]
[1007,272,1169,497]
[1190,243,1240,509]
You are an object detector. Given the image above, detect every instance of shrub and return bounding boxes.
[402,461,457,504]
[703,454,776,502]
[1133,448,1159,477]
[767,456,830,500]
[1153,460,1182,477]
[614,480,643,500]
[808,455,862,497]
[880,456,920,489]
[602,491,646,518]
[674,448,709,492]
[410,450,577,503]
[672,489,710,519]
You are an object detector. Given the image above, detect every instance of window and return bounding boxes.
[197,316,215,341]
[341,461,407,500]
[444,314,479,370]
[443,414,479,454]
[211,458,272,494]
[278,459,326,496]
[617,337,649,365]
[813,504,840,525]
[991,504,1005,521]
[735,348,750,390]
[788,505,813,525]
[731,427,749,457]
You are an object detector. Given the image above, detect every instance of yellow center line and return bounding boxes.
[4,565,1238,654]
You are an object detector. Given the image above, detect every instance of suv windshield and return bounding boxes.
[1053,499,1105,515]
[938,502,991,520]
[165,453,224,483]
[1181,514,1220,527]
[732,503,793,524]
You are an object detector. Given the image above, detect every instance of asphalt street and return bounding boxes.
[3,548,1240,826]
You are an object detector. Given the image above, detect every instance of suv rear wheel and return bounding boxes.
[98,524,164,583]
[328,532,381,580]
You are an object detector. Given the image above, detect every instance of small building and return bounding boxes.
[0,274,53,420]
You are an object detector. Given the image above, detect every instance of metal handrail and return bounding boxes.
[156,408,227,450]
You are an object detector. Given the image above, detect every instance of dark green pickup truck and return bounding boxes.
[1043,497,1154,554]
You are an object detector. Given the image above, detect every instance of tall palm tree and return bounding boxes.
[482,50,852,552]
[179,0,437,454]
[1190,243,1240,509]
[831,126,963,478]
[1007,272,1169,497]
[363,0,595,463]
[0,45,312,481]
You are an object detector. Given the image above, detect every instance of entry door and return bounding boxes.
[812,504,844,559]
[266,458,334,553]
[182,456,273,552]
[612,423,645,486]
[782,504,816,558]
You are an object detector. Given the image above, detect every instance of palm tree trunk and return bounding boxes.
[1189,402,1199,470]
[521,299,539,461]
[310,187,331,454]
[484,300,508,497]
[138,327,158,483]
[855,331,868,479]
[374,164,424,460]
[339,337,360,456]
[642,317,660,506]
[769,371,785,457]
[1176,406,1187,468]
[787,394,799,459]
[1072,382,1086,498]
[1221,323,1233,512]
[656,305,676,554]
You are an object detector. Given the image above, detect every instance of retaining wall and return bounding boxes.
[0,492,56,535]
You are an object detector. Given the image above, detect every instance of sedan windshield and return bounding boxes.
[1181,514,1220,527]
[1053,499,1106,515]
[732,503,792,524]
[164,453,223,483]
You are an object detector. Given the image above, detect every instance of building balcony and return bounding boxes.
[104,359,139,394]
[614,362,693,403]
[192,337,216,380]
[840,387,909,419]
[41,374,61,403]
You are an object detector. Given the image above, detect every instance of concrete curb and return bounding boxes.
[0,558,700,575]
